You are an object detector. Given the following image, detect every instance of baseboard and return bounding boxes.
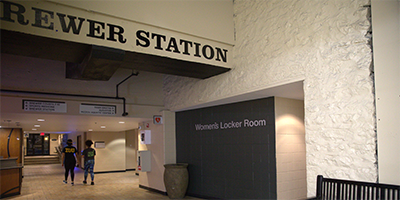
[0,191,20,199]
[92,169,136,174]
[186,192,221,199]
[94,170,126,174]
[139,185,167,196]
[138,185,211,199]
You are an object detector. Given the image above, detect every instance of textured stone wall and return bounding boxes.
[163,0,376,197]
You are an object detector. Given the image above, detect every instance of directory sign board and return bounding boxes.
[80,103,116,115]
[23,100,67,113]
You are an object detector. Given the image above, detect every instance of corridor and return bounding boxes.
[5,164,198,200]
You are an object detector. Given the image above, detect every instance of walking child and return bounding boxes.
[82,140,96,185]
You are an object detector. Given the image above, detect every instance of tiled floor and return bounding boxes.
[5,164,200,200]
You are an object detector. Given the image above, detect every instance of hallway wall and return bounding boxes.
[67,130,137,172]
[371,0,400,185]
[275,97,306,199]
[138,120,165,192]
[126,129,138,170]
[85,131,126,172]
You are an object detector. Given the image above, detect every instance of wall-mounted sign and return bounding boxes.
[194,118,267,131]
[137,150,151,172]
[80,103,116,115]
[140,130,151,144]
[153,115,163,124]
[0,1,232,68]
[94,141,105,148]
[23,100,67,113]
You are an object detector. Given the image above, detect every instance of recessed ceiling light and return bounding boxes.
[32,128,37,130]
[100,126,106,129]
[37,119,45,122]
[88,129,93,132]
[34,124,40,127]
[119,121,125,124]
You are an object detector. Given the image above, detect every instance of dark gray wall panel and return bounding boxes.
[176,97,276,199]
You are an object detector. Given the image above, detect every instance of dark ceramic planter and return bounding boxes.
[163,163,189,199]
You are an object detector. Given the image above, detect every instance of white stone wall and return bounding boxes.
[164,0,376,197]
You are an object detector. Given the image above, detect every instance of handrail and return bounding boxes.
[55,146,62,163]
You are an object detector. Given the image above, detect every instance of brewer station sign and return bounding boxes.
[0,0,232,68]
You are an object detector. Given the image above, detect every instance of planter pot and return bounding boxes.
[163,163,189,199]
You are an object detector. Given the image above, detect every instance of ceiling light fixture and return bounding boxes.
[119,121,125,124]
[37,119,45,122]
[88,129,93,131]
[34,124,40,127]
[100,126,106,129]
[32,128,37,130]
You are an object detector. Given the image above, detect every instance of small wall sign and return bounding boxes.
[94,141,105,148]
[153,115,163,124]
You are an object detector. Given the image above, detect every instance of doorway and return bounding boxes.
[26,134,50,156]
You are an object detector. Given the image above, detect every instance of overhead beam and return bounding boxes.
[1,30,230,80]
[66,45,125,81]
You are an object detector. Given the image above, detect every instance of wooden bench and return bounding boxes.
[310,175,400,200]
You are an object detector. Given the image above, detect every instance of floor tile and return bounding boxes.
[4,164,200,200]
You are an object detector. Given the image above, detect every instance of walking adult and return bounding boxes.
[82,140,96,185]
[61,139,79,185]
